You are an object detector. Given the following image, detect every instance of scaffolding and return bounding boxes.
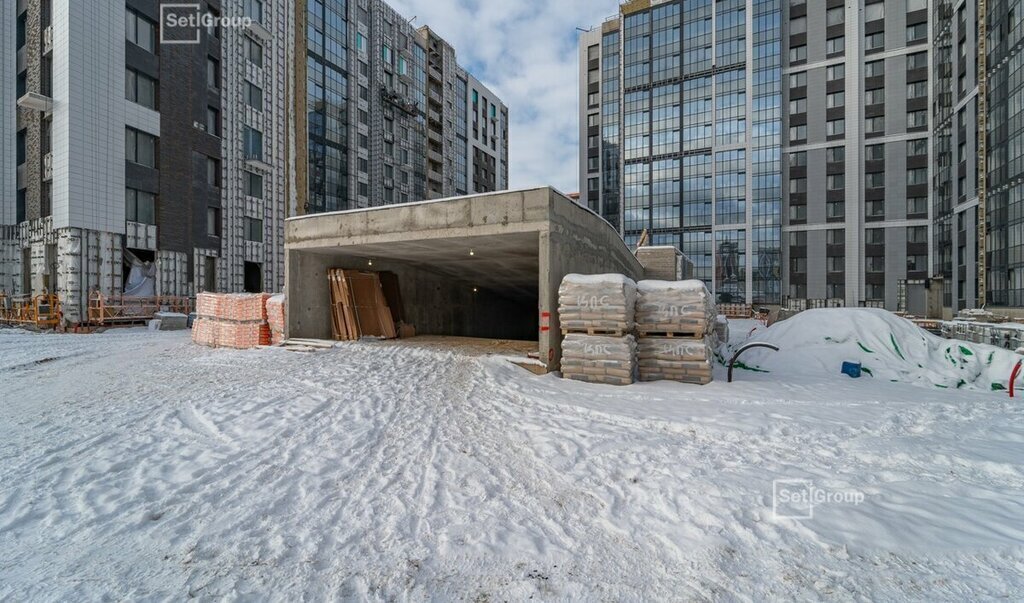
[0,293,62,329]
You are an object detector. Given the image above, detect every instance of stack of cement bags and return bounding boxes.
[560,333,638,386]
[558,273,636,335]
[558,274,638,385]
[636,280,717,385]
[635,279,715,337]
[192,293,271,349]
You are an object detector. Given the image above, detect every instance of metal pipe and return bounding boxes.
[728,342,780,383]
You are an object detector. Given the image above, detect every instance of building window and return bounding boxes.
[398,56,408,76]
[866,284,885,300]
[907,138,927,157]
[866,116,885,135]
[789,151,806,167]
[826,7,844,26]
[207,57,220,89]
[790,16,807,34]
[125,68,157,110]
[907,255,927,272]
[865,88,885,105]
[906,23,927,43]
[245,36,264,67]
[125,188,155,224]
[865,172,885,188]
[244,81,263,110]
[865,32,885,52]
[587,113,600,127]
[826,63,845,81]
[790,72,807,88]
[907,226,927,243]
[826,229,844,245]
[789,177,807,194]
[206,107,220,136]
[865,200,884,217]
[826,146,845,163]
[827,174,845,191]
[244,171,263,198]
[907,196,927,215]
[789,98,807,113]
[865,60,884,78]
[826,118,845,137]
[827,200,845,219]
[16,129,25,165]
[907,80,928,100]
[16,12,25,49]
[588,156,599,172]
[206,157,220,187]
[244,127,263,161]
[907,168,927,186]
[244,217,263,242]
[790,257,806,274]
[826,36,845,55]
[866,228,884,245]
[907,52,927,70]
[907,0,927,10]
[866,256,886,273]
[126,8,156,52]
[826,91,844,109]
[789,45,807,62]
[827,256,845,273]
[865,2,885,22]
[790,204,807,220]
[207,207,221,237]
[789,124,807,141]
[907,110,927,129]
[382,45,392,65]
[244,0,263,23]
[125,128,157,168]
[866,144,884,161]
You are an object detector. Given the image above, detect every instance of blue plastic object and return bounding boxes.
[841,361,862,378]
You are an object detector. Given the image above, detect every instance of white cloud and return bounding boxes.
[385,0,615,193]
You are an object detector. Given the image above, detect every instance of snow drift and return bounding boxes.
[740,308,1021,392]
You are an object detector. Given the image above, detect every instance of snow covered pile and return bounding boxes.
[558,273,637,333]
[635,279,715,336]
[740,307,1021,392]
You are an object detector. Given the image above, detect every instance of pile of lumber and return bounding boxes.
[558,273,636,335]
[561,333,637,386]
[635,279,717,384]
[635,280,715,337]
[557,274,638,385]
[637,337,713,385]
[266,294,286,345]
[192,292,271,349]
[328,269,397,340]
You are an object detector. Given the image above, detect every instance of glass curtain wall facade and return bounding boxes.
[306,0,351,214]
[582,0,781,305]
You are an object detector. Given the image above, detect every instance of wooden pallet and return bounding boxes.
[637,330,704,339]
[561,327,625,336]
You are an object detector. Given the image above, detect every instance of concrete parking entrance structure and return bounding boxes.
[285,187,643,370]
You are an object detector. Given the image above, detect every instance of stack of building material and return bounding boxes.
[328,269,397,340]
[154,311,188,331]
[635,280,716,385]
[713,315,729,347]
[560,333,638,386]
[636,280,715,337]
[558,274,638,385]
[558,273,636,335]
[192,292,271,349]
[265,294,286,345]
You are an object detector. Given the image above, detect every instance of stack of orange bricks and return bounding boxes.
[192,292,272,349]
[265,294,286,345]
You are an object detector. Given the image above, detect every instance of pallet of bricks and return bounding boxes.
[192,293,271,349]
[635,280,717,385]
[265,294,286,345]
[558,274,638,385]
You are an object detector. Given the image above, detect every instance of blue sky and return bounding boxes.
[386,0,617,194]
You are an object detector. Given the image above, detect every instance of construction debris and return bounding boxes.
[328,269,398,340]
[192,292,271,349]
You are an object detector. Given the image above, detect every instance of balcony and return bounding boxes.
[427,148,443,164]
[428,64,442,82]
[427,168,443,183]
[42,152,53,181]
[427,109,442,124]
[427,127,442,144]
[17,91,53,114]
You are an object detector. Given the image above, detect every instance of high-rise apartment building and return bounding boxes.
[931,1,1024,313]
[781,0,932,310]
[581,0,940,311]
[579,0,783,306]
[292,0,507,216]
[0,1,289,323]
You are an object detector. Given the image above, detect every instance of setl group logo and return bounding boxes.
[160,3,253,45]
[772,479,865,520]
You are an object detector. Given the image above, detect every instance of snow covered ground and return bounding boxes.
[2,316,1024,600]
